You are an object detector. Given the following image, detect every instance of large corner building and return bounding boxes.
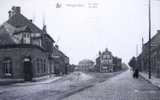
[0,6,69,81]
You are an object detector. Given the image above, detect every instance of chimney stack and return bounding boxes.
[29,19,33,22]
[55,44,59,50]
[12,6,21,14]
[42,25,47,33]
[9,6,21,19]
[8,10,12,19]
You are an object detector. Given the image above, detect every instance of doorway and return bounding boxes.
[23,57,33,81]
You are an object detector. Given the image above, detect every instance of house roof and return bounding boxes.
[7,13,44,33]
[13,25,32,35]
[0,25,8,35]
[52,47,68,59]
[0,33,15,45]
[0,24,15,45]
[144,30,160,49]
[0,10,55,43]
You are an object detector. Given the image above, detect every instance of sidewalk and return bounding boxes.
[0,76,62,94]
[140,72,160,88]
[12,76,62,86]
[0,76,62,86]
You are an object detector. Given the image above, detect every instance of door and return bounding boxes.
[23,58,33,81]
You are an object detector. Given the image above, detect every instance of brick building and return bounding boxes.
[0,6,69,81]
[135,30,160,78]
[95,48,122,72]
[96,48,114,72]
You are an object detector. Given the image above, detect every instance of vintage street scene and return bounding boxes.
[1,0,160,100]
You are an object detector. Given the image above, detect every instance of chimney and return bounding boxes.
[55,44,59,50]
[42,25,47,33]
[11,6,21,16]
[8,10,12,19]
[29,19,33,22]
[99,51,101,56]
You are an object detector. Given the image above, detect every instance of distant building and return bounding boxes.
[77,59,95,72]
[113,57,122,72]
[67,64,76,73]
[0,6,69,81]
[96,48,122,72]
[96,48,114,72]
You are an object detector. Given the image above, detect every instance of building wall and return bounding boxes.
[113,57,122,72]
[0,45,54,79]
[95,49,122,73]
[99,51,114,72]
[140,45,160,78]
[78,59,94,72]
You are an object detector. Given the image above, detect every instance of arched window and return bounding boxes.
[3,58,12,76]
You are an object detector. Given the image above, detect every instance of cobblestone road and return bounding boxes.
[63,71,160,100]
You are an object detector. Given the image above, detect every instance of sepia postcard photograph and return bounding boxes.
[0,0,160,100]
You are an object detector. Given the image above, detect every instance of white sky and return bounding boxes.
[0,0,160,64]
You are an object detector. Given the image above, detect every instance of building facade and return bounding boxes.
[96,48,114,72]
[113,57,122,72]
[77,59,95,72]
[0,6,69,81]
[96,48,122,73]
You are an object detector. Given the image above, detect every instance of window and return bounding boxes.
[27,33,30,38]
[36,59,40,73]
[107,55,110,59]
[103,55,107,59]
[40,59,43,73]
[23,33,31,44]
[43,60,46,73]
[3,58,12,76]
[23,33,26,37]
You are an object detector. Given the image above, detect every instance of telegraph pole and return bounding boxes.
[148,0,151,79]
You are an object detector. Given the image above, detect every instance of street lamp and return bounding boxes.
[148,0,151,79]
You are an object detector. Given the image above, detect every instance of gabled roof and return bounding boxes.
[13,25,32,35]
[7,13,44,33]
[0,25,15,45]
[0,33,15,45]
[0,25,8,34]
[144,30,160,48]
[52,47,68,59]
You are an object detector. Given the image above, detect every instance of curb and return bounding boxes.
[12,77,62,86]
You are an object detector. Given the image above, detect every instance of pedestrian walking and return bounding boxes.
[133,68,139,79]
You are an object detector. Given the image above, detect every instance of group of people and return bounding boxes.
[133,68,139,78]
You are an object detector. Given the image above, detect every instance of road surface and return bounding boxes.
[63,70,160,100]
[0,70,160,100]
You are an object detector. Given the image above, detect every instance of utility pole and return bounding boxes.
[136,44,138,70]
[141,37,144,72]
[148,0,151,79]
[136,44,138,57]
